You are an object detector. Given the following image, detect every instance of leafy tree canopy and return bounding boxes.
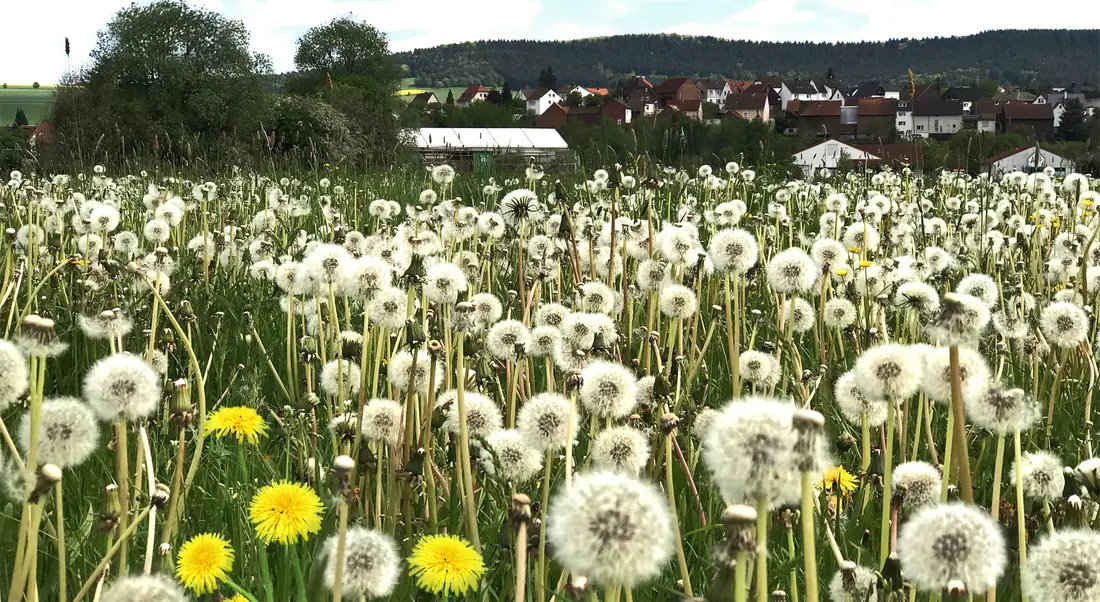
[293,17,402,88]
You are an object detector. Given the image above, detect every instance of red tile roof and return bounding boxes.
[799,100,842,117]
[857,98,898,117]
[1002,103,1054,120]
[785,99,801,114]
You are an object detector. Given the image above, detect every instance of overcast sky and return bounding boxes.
[3,0,1100,84]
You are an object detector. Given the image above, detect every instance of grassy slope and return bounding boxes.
[397,78,467,104]
[0,85,55,124]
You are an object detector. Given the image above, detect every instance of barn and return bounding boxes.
[987,146,1076,178]
[412,128,576,172]
[793,139,878,178]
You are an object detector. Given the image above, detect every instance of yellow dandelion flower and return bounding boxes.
[858,259,873,268]
[818,466,858,496]
[206,406,268,445]
[227,596,249,602]
[408,534,485,596]
[835,268,849,277]
[847,246,861,253]
[176,533,234,594]
[249,481,323,545]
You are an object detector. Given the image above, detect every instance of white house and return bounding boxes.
[526,89,563,116]
[1053,102,1066,128]
[895,100,913,138]
[697,78,732,106]
[989,146,1076,178]
[557,85,592,99]
[781,80,827,110]
[793,139,879,178]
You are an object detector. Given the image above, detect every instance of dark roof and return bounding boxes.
[411,92,437,104]
[799,100,842,117]
[786,80,817,95]
[974,99,998,118]
[696,78,729,91]
[724,93,768,111]
[987,145,1068,163]
[1002,103,1054,120]
[944,87,987,102]
[741,84,782,105]
[519,88,535,99]
[857,98,898,117]
[528,88,557,100]
[615,77,654,93]
[909,84,942,101]
[912,99,963,116]
[655,77,695,95]
[855,143,924,168]
[758,75,784,88]
[993,90,1038,103]
[848,81,885,98]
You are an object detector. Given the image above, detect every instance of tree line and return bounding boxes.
[396,30,1100,90]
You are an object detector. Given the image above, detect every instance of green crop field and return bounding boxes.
[398,77,467,104]
[0,85,55,125]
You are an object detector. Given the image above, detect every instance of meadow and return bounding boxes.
[0,86,54,126]
[1,159,1099,602]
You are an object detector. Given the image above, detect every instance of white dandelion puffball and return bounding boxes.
[367,288,408,331]
[1023,529,1100,602]
[834,370,888,427]
[766,248,818,295]
[517,392,576,453]
[1012,451,1065,502]
[18,397,100,468]
[823,298,856,329]
[828,563,878,602]
[486,320,532,362]
[443,391,502,438]
[892,461,943,515]
[486,429,543,483]
[0,339,29,411]
[897,503,1006,595]
[929,293,990,345]
[955,273,999,307]
[920,346,991,405]
[423,262,468,306]
[1040,301,1090,348]
[784,297,815,333]
[100,574,189,602]
[966,385,1038,435]
[853,344,922,401]
[739,350,781,388]
[359,399,404,447]
[321,359,361,398]
[590,426,651,477]
[84,353,161,422]
[322,527,400,599]
[703,396,802,506]
[895,281,941,316]
[470,292,504,326]
[547,471,675,587]
[709,228,759,273]
[529,326,562,359]
[387,350,443,395]
[534,302,570,329]
[579,361,638,419]
[658,284,699,320]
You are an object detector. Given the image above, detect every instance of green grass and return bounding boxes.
[398,77,469,104]
[0,85,55,125]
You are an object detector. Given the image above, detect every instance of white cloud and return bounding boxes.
[665,0,817,39]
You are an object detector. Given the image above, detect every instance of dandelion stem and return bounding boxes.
[537,451,553,602]
[225,577,262,602]
[289,543,308,602]
[72,506,152,602]
[941,408,955,502]
[948,345,975,504]
[801,471,819,602]
[1014,429,1029,602]
[665,428,693,596]
[455,331,481,552]
[115,420,131,575]
[755,496,769,602]
[879,400,895,567]
[990,435,1005,521]
[332,495,350,602]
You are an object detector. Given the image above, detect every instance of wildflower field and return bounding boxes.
[1,160,1099,602]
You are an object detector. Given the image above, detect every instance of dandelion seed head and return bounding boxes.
[387,350,443,395]
[920,346,991,405]
[823,298,857,329]
[444,391,502,438]
[18,396,99,468]
[897,503,1006,595]
[321,359,361,398]
[853,344,922,401]
[1012,451,1066,502]
[547,471,675,587]
[0,340,29,411]
[658,284,699,320]
[709,229,759,273]
[486,319,531,362]
[517,392,576,453]
[579,361,638,419]
[827,563,878,602]
[322,527,401,599]
[739,350,781,388]
[834,370,888,427]
[766,248,819,295]
[423,262,468,306]
[1040,301,1090,348]
[360,399,404,447]
[591,426,650,477]
[100,574,188,602]
[703,396,802,506]
[486,429,542,483]
[892,461,943,515]
[84,353,161,422]
[367,287,408,331]
[1023,529,1100,602]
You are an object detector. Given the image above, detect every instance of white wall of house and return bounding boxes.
[1053,103,1065,128]
[793,140,878,178]
[884,91,901,100]
[896,109,913,138]
[703,83,731,106]
[978,118,996,133]
[526,90,562,115]
[912,114,963,137]
[990,148,1075,177]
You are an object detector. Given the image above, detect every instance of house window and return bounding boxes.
[917,125,925,131]
[898,120,906,126]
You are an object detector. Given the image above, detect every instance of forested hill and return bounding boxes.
[395,30,1100,89]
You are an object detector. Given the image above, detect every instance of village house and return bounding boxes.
[555,85,593,100]
[998,103,1056,139]
[696,78,732,106]
[613,77,658,116]
[781,80,827,109]
[535,100,633,128]
[965,99,998,133]
[988,146,1075,177]
[793,139,878,177]
[796,100,843,138]
[410,92,438,105]
[856,98,898,139]
[855,142,925,176]
[456,84,490,107]
[895,100,913,138]
[911,99,963,139]
[655,77,703,107]
[723,93,771,121]
[525,88,563,116]
[943,87,988,113]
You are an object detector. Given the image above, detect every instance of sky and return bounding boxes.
[3,0,1100,84]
